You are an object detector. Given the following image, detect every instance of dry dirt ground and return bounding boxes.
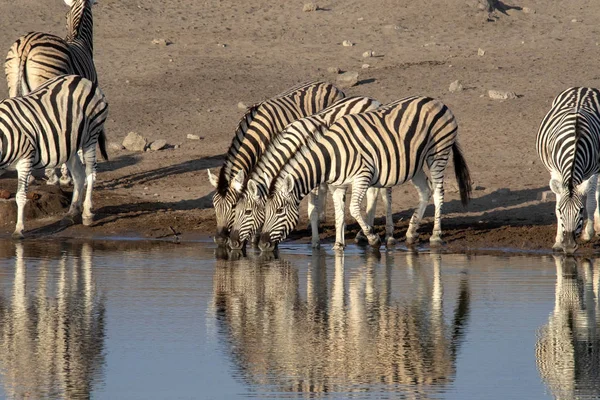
[0,0,599,254]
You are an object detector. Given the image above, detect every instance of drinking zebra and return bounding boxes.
[0,74,108,238]
[5,0,98,185]
[536,87,600,254]
[207,81,344,246]
[259,96,472,251]
[228,96,389,250]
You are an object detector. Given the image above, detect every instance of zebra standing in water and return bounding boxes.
[0,75,108,238]
[228,96,390,250]
[536,87,600,254]
[5,0,98,185]
[259,96,472,251]
[207,81,344,246]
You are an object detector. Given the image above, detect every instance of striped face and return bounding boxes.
[557,192,584,235]
[259,175,300,252]
[229,180,266,250]
[209,169,244,246]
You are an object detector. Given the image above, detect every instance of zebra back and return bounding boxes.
[536,87,600,189]
[216,81,344,197]
[0,75,108,170]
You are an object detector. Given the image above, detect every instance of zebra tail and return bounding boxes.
[452,141,472,206]
[98,130,109,161]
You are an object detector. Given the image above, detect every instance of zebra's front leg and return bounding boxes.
[81,147,97,226]
[582,176,598,242]
[553,192,564,251]
[381,187,396,247]
[355,186,378,244]
[430,172,446,246]
[332,186,347,250]
[317,183,328,224]
[406,170,432,246]
[593,175,600,235]
[349,178,380,248]
[13,159,32,239]
[308,187,321,248]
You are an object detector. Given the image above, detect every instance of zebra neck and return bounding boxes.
[282,141,330,200]
[66,0,93,51]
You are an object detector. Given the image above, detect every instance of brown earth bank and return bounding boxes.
[1,0,600,255]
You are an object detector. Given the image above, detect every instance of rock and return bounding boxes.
[122,131,147,152]
[217,43,227,48]
[302,2,318,12]
[336,71,359,88]
[187,134,201,140]
[327,66,341,74]
[237,102,247,110]
[449,80,463,93]
[522,7,535,14]
[108,141,124,151]
[475,185,485,191]
[151,38,172,46]
[362,50,374,58]
[174,144,180,149]
[361,64,370,69]
[0,190,10,199]
[537,190,555,202]
[342,40,354,47]
[488,90,518,100]
[149,139,167,151]
[571,19,579,23]
[477,48,485,56]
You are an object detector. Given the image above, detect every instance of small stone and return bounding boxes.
[571,18,579,23]
[522,7,535,14]
[362,50,374,58]
[151,38,172,46]
[302,2,318,12]
[122,131,147,152]
[174,144,180,149]
[475,186,485,191]
[144,186,149,191]
[187,134,201,140]
[537,191,555,202]
[237,102,247,110]
[357,17,364,21]
[153,193,159,197]
[488,90,518,100]
[449,80,463,93]
[477,48,485,56]
[327,66,341,74]
[217,43,227,48]
[149,139,167,151]
[0,190,10,199]
[336,71,359,88]
[361,64,370,69]
[342,40,354,47]
[108,141,124,151]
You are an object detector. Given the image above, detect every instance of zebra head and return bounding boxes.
[259,174,300,252]
[551,178,586,255]
[229,179,267,250]
[208,169,244,247]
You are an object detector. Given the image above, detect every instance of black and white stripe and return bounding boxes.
[536,87,600,254]
[228,96,387,250]
[207,81,345,246]
[259,96,472,251]
[0,74,108,238]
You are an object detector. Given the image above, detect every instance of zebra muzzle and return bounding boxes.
[562,231,578,255]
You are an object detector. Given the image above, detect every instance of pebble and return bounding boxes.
[151,38,172,46]
[108,141,125,151]
[336,71,359,88]
[237,102,247,110]
[302,2,318,12]
[477,48,485,56]
[149,139,167,151]
[327,66,341,74]
[522,7,535,14]
[122,131,147,152]
[361,64,370,69]
[488,90,518,100]
[362,50,374,58]
[187,134,201,140]
[342,40,354,47]
[449,80,463,93]
[475,186,485,191]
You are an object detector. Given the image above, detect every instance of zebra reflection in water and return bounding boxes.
[213,250,470,395]
[536,256,600,399]
[0,241,105,399]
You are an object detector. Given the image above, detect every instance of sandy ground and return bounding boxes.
[0,0,600,254]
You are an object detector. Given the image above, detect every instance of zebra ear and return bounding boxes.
[263,172,272,189]
[247,179,259,198]
[64,0,75,6]
[549,179,562,195]
[232,170,245,193]
[282,174,295,194]
[207,169,218,188]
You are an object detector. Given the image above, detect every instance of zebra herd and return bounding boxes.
[0,0,107,237]
[211,82,600,255]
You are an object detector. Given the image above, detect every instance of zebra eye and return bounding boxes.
[245,209,253,216]
[276,207,285,215]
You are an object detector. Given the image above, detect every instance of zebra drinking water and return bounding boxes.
[5,0,98,186]
[536,87,600,254]
[207,81,344,246]
[228,96,386,250]
[0,74,108,238]
[259,96,472,251]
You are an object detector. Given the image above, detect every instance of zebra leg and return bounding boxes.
[307,187,321,248]
[64,154,86,224]
[81,147,97,226]
[582,175,598,242]
[318,183,328,223]
[59,163,73,186]
[349,178,380,248]
[13,159,32,239]
[430,176,445,246]
[594,175,600,234]
[45,167,60,186]
[553,193,564,251]
[406,170,432,245]
[356,187,378,244]
[381,187,396,247]
[332,186,347,250]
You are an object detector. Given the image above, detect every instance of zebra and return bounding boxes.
[258,96,472,251]
[228,96,393,250]
[536,87,600,254]
[207,81,345,246]
[0,74,108,238]
[5,0,98,186]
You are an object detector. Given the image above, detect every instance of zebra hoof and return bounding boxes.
[59,178,73,187]
[61,216,76,226]
[368,235,381,248]
[332,242,345,251]
[11,231,24,240]
[385,237,397,247]
[355,230,368,244]
[552,242,563,252]
[82,214,94,226]
[430,237,445,247]
[406,235,418,246]
[46,177,60,186]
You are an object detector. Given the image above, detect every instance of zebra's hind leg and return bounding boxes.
[307,187,321,248]
[582,175,598,242]
[81,146,98,226]
[349,177,380,248]
[332,186,348,250]
[381,187,396,247]
[317,183,328,224]
[63,153,86,225]
[45,167,60,186]
[406,170,432,246]
[59,163,73,186]
[356,187,378,244]
[13,158,32,239]
[594,175,600,235]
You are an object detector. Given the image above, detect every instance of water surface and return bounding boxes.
[0,240,597,399]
